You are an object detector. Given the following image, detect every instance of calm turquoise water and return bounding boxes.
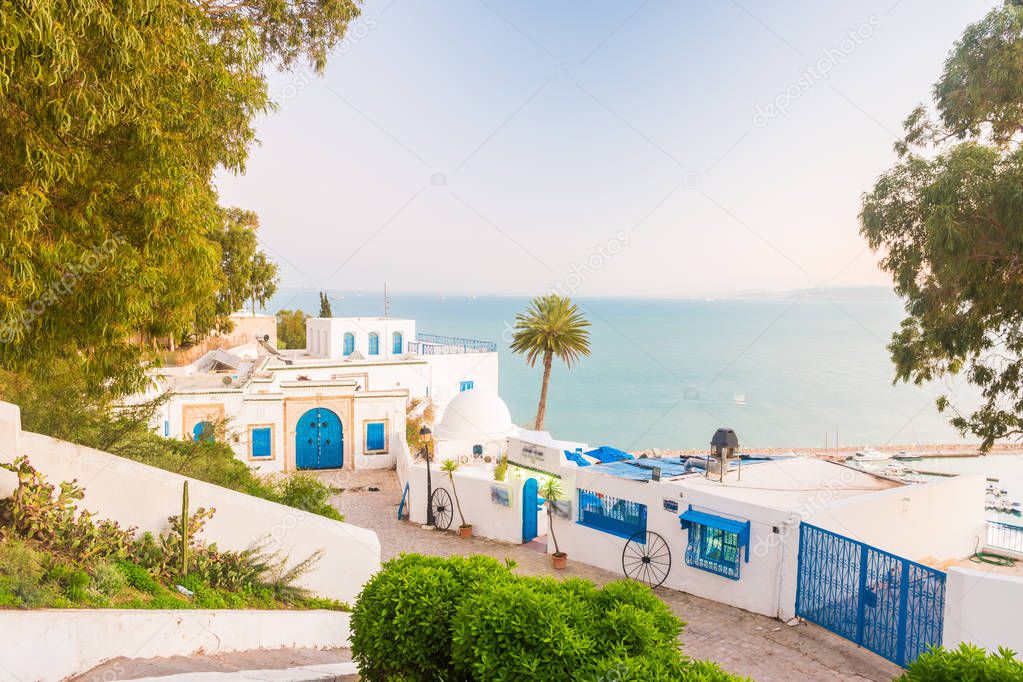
[265,289,984,452]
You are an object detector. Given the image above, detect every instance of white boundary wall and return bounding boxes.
[0,402,380,604]
[943,566,1023,653]
[0,609,350,682]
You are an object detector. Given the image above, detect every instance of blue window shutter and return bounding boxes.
[164,420,169,437]
[252,427,272,457]
[392,332,403,354]
[369,333,379,355]
[343,332,355,356]
[459,380,474,392]
[366,422,385,451]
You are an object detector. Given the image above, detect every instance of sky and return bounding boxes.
[215,0,995,298]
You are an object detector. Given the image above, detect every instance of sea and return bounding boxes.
[263,287,1023,506]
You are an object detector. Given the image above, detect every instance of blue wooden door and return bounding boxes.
[296,408,343,470]
[522,478,538,542]
[192,421,213,443]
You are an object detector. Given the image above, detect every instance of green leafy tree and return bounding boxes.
[860,1,1023,450]
[440,459,468,529]
[510,294,591,430]
[319,292,333,318]
[0,0,358,395]
[197,208,279,335]
[276,309,308,349]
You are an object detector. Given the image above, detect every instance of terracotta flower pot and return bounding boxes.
[552,552,568,570]
[458,524,473,539]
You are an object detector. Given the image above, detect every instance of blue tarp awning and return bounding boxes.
[564,450,591,467]
[679,506,751,562]
[585,446,634,463]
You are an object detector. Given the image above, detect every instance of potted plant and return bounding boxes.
[441,458,472,538]
[540,477,567,569]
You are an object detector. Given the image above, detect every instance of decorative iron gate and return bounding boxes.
[795,523,945,667]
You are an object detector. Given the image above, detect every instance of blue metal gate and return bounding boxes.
[795,523,945,667]
[296,408,343,470]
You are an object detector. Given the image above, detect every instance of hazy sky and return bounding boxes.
[215,0,993,298]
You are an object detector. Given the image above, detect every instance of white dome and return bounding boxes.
[435,390,514,442]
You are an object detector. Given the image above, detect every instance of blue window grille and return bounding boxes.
[679,506,750,580]
[459,380,474,392]
[392,331,403,354]
[365,422,386,452]
[251,427,272,458]
[577,489,647,539]
[368,333,379,355]
[343,332,355,356]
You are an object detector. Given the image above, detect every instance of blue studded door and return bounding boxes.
[296,408,343,470]
[522,478,538,543]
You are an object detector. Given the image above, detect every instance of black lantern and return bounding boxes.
[420,425,434,525]
[708,428,739,481]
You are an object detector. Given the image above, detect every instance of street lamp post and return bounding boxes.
[420,425,434,526]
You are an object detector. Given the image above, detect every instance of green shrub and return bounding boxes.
[0,540,54,608]
[261,474,343,522]
[116,560,159,594]
[91,560,127,597]
[350,554,511,681]
[898,643,1023,681]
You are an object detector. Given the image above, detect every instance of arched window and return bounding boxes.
[368,332,379,355]
[392,331,403,355]
[343,332,355,356]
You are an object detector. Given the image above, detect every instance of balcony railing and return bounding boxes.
[407,333,497,355]
[987,520,1023,555]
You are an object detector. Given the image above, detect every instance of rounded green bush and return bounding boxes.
[350,553,511,681]
[898,643,1023,681]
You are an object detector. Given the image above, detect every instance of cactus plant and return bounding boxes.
[180,480,189,577]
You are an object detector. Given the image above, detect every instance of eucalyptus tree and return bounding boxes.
[0,0,357,395]
[860,0,1023,449]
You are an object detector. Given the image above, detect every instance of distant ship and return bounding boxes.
[853,447,890,462]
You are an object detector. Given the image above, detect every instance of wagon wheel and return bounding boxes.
[622,530,671,588]
[430,488,454,530]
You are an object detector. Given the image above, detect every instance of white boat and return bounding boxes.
[853,447,890,462]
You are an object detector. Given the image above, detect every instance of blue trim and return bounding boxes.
[343,332,355,356]
[680,505,750,580]
[397,483,409,520]
[251,427,272,458]
[459,380,474,392]
[163,420,169,437]
[368,333,379,355]
[365,421,385,451]
[577,489,646,539]
[392,331,403,354]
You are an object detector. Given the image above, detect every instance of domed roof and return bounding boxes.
[435,389,514,442]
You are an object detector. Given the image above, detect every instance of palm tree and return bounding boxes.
[510,294,591,430]
[539,476,564,559]
[440,459,468,529]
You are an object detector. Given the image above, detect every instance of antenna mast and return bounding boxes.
[383,282,391,318]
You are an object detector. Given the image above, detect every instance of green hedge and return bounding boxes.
[350,553,747,682]
[898,643,1023,681]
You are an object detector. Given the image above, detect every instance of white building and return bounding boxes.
[136,315,499,474]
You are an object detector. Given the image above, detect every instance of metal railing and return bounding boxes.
[407,333,497,355]
[987,520,1023,555]
[577,489,647,539]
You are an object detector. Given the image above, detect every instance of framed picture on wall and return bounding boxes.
[490,485,511,507]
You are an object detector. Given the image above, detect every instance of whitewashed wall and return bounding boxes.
[0,402,380,604]
[943,566,1023,653]
[0,609,350,682]
[554,468,795,619]
[423,353,500,416]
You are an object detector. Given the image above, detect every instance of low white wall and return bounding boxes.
[944,566,1023,653]
[0,609,350,682]
[404,459,524,544]
[554,469,795,619]
[0,402,380,604]
[807,474,987,562]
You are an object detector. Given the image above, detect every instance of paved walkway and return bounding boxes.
[321,469,901,682]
